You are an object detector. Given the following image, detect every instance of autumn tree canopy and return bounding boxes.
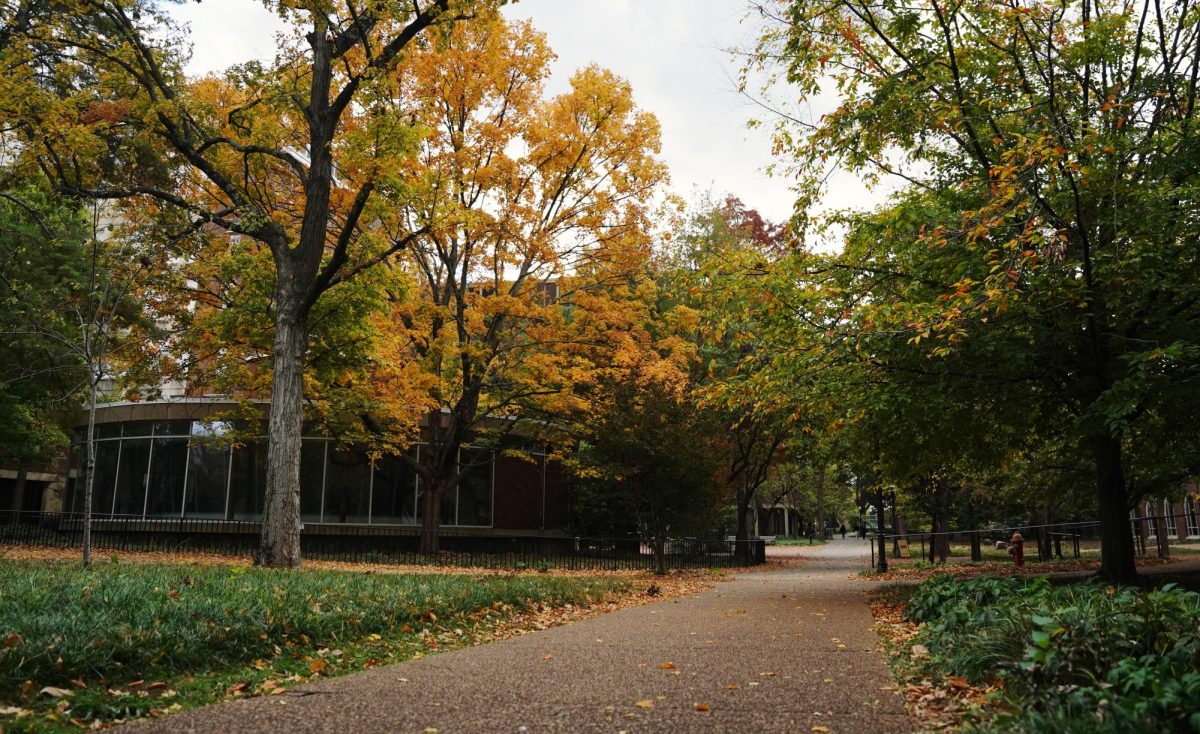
[747,0,1200,581]
[2,0,496,565]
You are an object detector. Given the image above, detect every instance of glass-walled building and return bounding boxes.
[62,400,570,533]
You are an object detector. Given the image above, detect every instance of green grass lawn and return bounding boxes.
[772,537,826,546]
[0,561,630,732]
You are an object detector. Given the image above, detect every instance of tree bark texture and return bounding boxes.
[256,301,309,568]
[419,479,448,555]
[1095,434,1138,583]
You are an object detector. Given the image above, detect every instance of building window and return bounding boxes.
[112,438,151,516]
[184,442,230,519]
[456,448,494,527]
[324,449,371,524]
[1164,499,1178,538]
[299,439,326,523]
[228,440,267,520]
[371,453,419,525]
[1186,497,1199,537]
[146,437,188,516]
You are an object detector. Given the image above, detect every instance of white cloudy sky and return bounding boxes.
[170,0,881,226]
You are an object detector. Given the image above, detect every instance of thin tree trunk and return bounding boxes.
[82,374,98,567]
[931,478,950,563]
[257,303,309,568]
[653,536,666,575]
[1095,434,1137,583]
[815,469,826,540]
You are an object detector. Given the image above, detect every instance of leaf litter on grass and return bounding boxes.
[0,552,720,733]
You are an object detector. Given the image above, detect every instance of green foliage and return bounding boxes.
[572,372,726,544]
[905,575,1200,732]
[0,186,90,465]
[0,561,626,700]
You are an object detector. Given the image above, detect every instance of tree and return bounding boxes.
[367,14,669,552]
[571,362,725,574]
[0,179,170,562]
[749,0,1200,582]
[670,197,796,556]
[5,0,494,566]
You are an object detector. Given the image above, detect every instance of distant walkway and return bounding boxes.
[133,537,909,733]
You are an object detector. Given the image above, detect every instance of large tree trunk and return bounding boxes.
[419,479,446,555]
[1095,434,1137,583]
[257,301,309,568]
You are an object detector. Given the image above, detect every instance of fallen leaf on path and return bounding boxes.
[659,662,676,670]
[694,703,711,712]
[724,684,740,690]
[811,727,831,733]
[634,700,655,709]
[39,686,73,699]
[760,672,777,677]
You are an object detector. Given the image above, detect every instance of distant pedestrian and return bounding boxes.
[839,523,847,539]
[1008,532,1025,568]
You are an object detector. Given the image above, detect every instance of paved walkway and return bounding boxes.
[134,538,910,733]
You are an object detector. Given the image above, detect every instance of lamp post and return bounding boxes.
[876,484,888,573]
[890,489,901,558]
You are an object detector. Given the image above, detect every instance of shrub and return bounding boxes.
[903,574,1200,732]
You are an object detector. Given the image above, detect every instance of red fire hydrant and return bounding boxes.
[1008,531,1025,568]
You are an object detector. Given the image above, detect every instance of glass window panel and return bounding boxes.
[153,420,192,437]
[229,440,267,520]
[146,438,188,516]
[371,454,418,525]
[96,423,121,439]
[184,443,229,519]
[192,420,231,437]
[456,448,493,527]
[300,440,325,523]
[113,439,152,516]
[323,450,370,524]
[85,440,121,516]
[122,421,153,437]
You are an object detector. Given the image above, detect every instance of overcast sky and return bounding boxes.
[170,0,877,226]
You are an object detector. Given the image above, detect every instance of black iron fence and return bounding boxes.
[868,514,1198,569]
[0,511,765,571]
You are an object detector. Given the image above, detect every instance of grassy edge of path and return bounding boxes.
[0,557,717,733]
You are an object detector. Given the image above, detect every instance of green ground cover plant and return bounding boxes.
[903,574,1200,733]
[0,561,630,732]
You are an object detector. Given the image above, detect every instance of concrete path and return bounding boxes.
[134,538,909,733]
